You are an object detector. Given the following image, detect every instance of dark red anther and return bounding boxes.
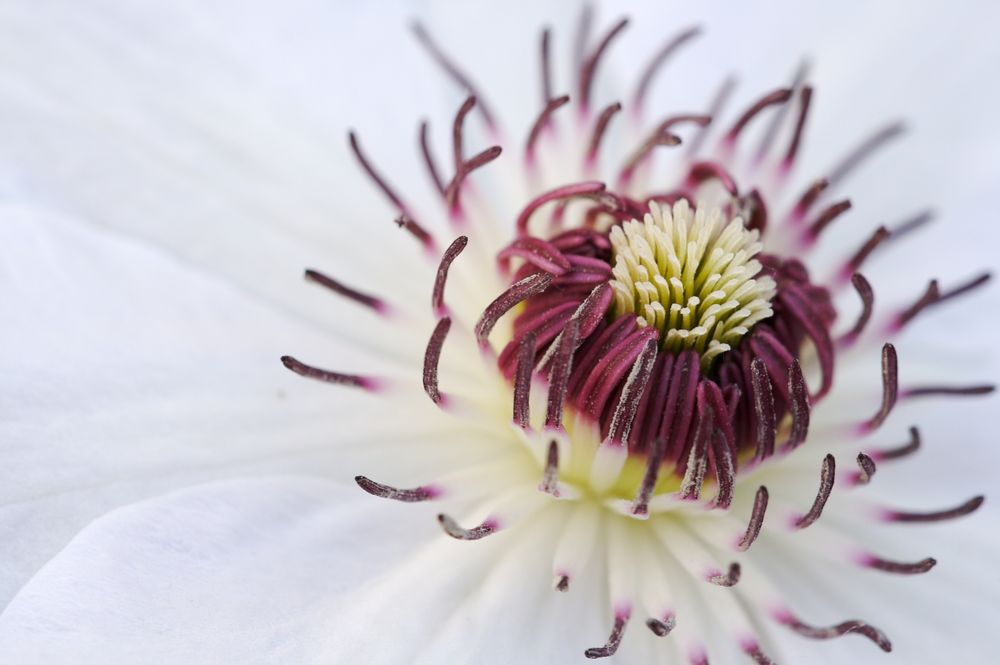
[437,514,498,540]
[707,562,741,587]
[786,361,811,448]
[645,615,676,637]
[782,85,813,168]
[660,350,702,462]
[411,22,497,131]
[539,440,560,495]
[355,475,439,502]
[620,115,711,181]
[807,199,852,239]
[632,25,702,112]
[903,384,995,399]
[579,18,629,112]
[584,613,629,659]
[446,145,503,214]
[723,88,792,146]
[432,236,468,315]
[855,453,876,485]
[839,273,874,347]
[871,426,920,461]
[527,95,571,159]
[841,226,890,281]
[745,645,776,665]
[576,328,658,421]
[779,613,892,652]
[545,319,581,429]
[606,339,658,446]
[680,381,717,501]
[886,495,984,523]
[516,181,612,235]
[737,486,769,552]
[279,355,379,391]
[632,437,666,516]
[794,454,835,529]
[779,286,834,398]
[418,120,446,196]
[304,269,389,315]
[749,358,776,460]
[475,272,553,347]
[498,237,572,276]
[741,189,767,234]
[863,555,936,575]
[790,178,829,221]
[863,344,897,432]
[748,330,795,402]
[685,161,739,196]
[586,102,623,164]
[348,132,435,250]
[422,317,451,405]
[513,331,537,428]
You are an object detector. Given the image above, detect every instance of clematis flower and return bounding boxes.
[1,1,999,663]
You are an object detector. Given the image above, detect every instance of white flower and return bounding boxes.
[0,1,999,664]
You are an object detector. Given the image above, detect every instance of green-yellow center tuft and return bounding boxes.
[609,200,776,368]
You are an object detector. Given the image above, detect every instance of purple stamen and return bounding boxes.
[586,102,623,164]
[863,344,897,432]
[632,25,702,113]
[279,355,378,391]
[527,95,571,159]
[475,272,554,347]
[632,437,666,516]
[723,88,792,147]
[539,27,553,104]
[737,486,769,552]
[418,120,446,196]
[871,426,921,461]
[707,562,741,587]
[584,612,629,659]
[437,514,499,541]
[545,319,581,429]
[645,615,676,637]
[355,475,439,502]
[840,226,890,281]
[794,454,835,529]
[605,339,658,446]
[886,495,985,523]
[854,453,877,485]
[807,199,852,239]
[790,177,829,222]
[498,237,573,276]
[782,85,813,167]
[863,555,936,575]
[304,268,390,315]
[539,439,560,495]
[432,236,468,315]
[750,358,776,460]
[839,273,874,347]
[902,384,995,399]
[579,18,629,113]
[785,360,810,448]
[827,121,905,187]
[422,317,451,405]
[745,644,776,665]
[779,613,892,653]
[513,331,537,428]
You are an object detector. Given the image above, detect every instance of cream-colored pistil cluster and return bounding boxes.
[609,200,776,368]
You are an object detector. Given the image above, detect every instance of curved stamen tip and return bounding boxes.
[584,613,629,659]
[778,612,892,652]
[437,513,499,540]
[885,495,985,523]
[853,453,876,486]
[279,355,381,391]
[646,615,676,637]
[744,643,776,665]
[862,555,937,575]
[553,574,570,592]
[707,562,741,587]
[355,475,439,502]
[793,453,835,529]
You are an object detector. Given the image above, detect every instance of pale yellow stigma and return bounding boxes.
[609,200,776,368]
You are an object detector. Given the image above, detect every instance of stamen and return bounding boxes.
[355,475,439,502]
[685,161,739,196]
[418,120,446,196]
[540,27,553,104]
[579,18,629,112]
[750,358,776,460]
[513,332,537,429]
[890,209,935,240]
[446,145,503,213]
[554,575,570,592]
[411,23,497,130]
[903,384,995,398]
[707,562,741,587]
[586,102,623,163]
[679,381,715,501]
[854,453,877,485]
[279,355,378,391]
[437,514,498,541]
[794,454,835,530]
[863,344,897,432]
[723,88,792,146]
[475,272,554,346]
[756,60,809,161]
[841,226,890,279]
[790,178,829,221]
[745,644,776,665]
[304,269,389,315]
[737,486,769,551]
[828,121,905,186]
[606,339,658,446]
[517,181,614,235]
[527,95,571,159]
[807,199,852,239]
[422,317,451,405]
[348,132,435,250]
[584,613,629,659]
[687,75,736,156]
[620,115,711,180]
[780,614,892,652]
[863,555,936,575]
[839,273,874,347]
[540,440,560,496]
[546,318,581,429]
[781,85,813,167]
[645,615,677,637]
[632,25,702,112]
[872,426,921,461]
[936,271,992,305]
[432,236,468,314]
[886,495,985,523]
[785,361,810,448]
[632,437,666,516]
[498,237,572,276]
[894,279,940,329]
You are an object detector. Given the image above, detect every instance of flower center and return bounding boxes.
[608,201,776,369]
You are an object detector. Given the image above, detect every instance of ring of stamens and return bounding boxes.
[609,200,776,369]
